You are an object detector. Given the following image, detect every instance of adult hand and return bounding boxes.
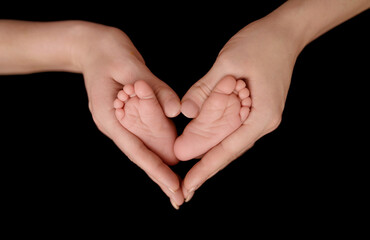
[180,0,369,201]
[75,22,184,207]
[180,15,301,201]
[0,20,184,207]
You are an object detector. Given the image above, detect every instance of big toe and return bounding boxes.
[134,80,156,100]
[213,75,237,95]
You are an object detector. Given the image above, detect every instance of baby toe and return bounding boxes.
[117,90,129,102]
[113,98,124,109]
[115,108,125,121]
[238,88,250,100]
[240,106,251,122]
[123,84,135,97]
[241,97,252,107]
[235,80,246,92]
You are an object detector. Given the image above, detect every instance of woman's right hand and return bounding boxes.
[74,21,184,208]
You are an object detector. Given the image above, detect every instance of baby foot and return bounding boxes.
[174,76,251,161]
[113,80,178,165]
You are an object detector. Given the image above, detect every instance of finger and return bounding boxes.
[89,78,183,204]
[182,111,268,200]
[147,173,184,209]
[121,62,181,118]
[113,124,184,207]
[180,80,211,118]
[151,80,181,118]
[108,110,184,204]
[180,64,232,118]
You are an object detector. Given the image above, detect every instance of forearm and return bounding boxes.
[0,20,89,74]
[265,0,370,51]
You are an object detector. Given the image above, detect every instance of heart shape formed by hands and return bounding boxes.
[79,0,341,208]
[85,18,293,209]
[79,0,369,209]
[113,75,252,207]
[1,0,366,210]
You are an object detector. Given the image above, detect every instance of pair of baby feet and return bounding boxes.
[113,76,252,164]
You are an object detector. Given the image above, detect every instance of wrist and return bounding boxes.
[69,21,139,74]
[0,20,92,74]
[66,21,110,73]
[257,5,310,56]
[262,0,370,54]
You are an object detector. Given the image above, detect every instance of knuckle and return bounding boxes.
[215,53,236,70]
[220,141,241,162]
[194,81,212,98]
[265,112,282,133]
[110,60,136,82]
[216,47,250,72]
[89,109,108,135]
[92,115,105,133]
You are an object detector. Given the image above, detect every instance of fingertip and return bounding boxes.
[168,185,185,207]
[182,184,198,204]
[181,99,200,118]
[164,98,181,118]
[170,198,180,210]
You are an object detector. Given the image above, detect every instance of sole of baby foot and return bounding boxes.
[174,75,251,161]
[114,80,178,165]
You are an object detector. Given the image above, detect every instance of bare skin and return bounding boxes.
[179,0,370,202]
[1,0,368,208]
[0,20,184,209]
[174,76,251,161]
[114,80,178,166]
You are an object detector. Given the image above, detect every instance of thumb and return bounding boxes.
[181,61,228,118]
[136,64,181,118]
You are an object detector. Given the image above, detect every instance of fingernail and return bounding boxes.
[181,99,199,118]
[165,98,181,118]
[185,187,196,203]
[170,198,180,210]
[185,191,195,203]
[168,187,176,194]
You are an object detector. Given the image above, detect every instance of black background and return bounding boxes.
[1,1,368,235]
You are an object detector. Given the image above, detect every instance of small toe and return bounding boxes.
[238,88,250,99]
[113,98,124,109]
[240,106,250,122]
[115,108,125,121]
[241,97,252,107]
[235,80,246,92]
[117,90,129,102]
[123,84,135,97]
